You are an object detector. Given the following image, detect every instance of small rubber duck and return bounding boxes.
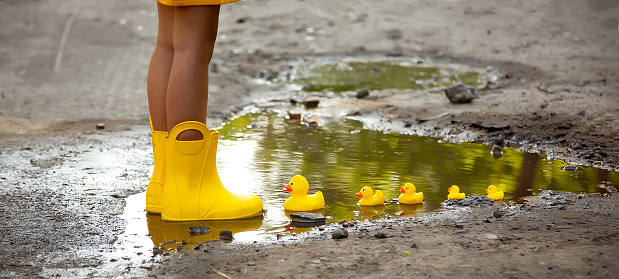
[447,185,465,200]
[486,185,504,200]
[283,175,325,211]
[355,186,385,206]
[398,183,424,204]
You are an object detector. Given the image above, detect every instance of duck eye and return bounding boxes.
[406,187,409,190]
[291,182,293,185]
[362,189,365,192]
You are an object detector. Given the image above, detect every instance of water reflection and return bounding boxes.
[146,214,264,251]
[122,111,618,251]
[217,111,618,220]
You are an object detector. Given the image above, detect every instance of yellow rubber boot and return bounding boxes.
[145,116,167,214]
[161,121,263,221]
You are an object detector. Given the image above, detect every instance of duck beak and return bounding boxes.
[355,192,363,197]
[486,189,489,194]
[400,187,406,193]
[448,188,451,193]
[283,184,292,192]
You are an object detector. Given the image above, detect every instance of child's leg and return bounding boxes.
[166,5,220,140]
[147,3,175,132]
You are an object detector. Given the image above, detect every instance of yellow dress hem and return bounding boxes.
[156,0,240,6]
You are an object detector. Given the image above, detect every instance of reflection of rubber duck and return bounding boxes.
[447,185,465,199]
[147,213,263,251]
[398,203,424,216]
[283,175,325,211]
[486,185,504,200]
[398,183,423,204]
[356,186,385,206]
[358,205,385,219]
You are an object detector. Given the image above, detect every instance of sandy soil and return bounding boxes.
[0,0,618,278]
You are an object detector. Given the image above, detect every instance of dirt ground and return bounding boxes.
[1,0,618,278]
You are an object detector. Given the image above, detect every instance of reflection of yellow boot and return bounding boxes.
[162,121,263,221]
[145,116,166,214]
[147,215,263,251]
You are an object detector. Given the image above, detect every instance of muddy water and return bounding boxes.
[119,111,618,256]
[283,59,492,92]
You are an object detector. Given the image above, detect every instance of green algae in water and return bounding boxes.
[214,111,618,236]
[290,61,489,92]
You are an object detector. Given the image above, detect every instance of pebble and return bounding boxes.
[356,88,370,99]
[152,247,162,255]
[484,233,499,240]
[290,212,326,223]
[444,84,479,103]
[563,165,578,172]
[374,232,387,239]
[332,228,349,239]
[248,262,256,266]
[287,112,302,120]
[189,226,210,236]
[220,230,233,241]
[96,123,105,130]
[302,96,320,108]
[493,211,502,218]
[460,234,476,240]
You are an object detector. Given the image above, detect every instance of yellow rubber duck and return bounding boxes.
[486,185,504,200]
[283,175,325,211]
[398,183,423,204]
[447,185,466,199]
[355,186,385,206]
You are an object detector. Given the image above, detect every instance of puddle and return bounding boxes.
[280,59,494,92]
[119,111,618,256]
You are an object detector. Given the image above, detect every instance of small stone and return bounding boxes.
[444,84,479,104]
[176,245,183,252]
[493,211,502,218]
[302,96,320,108]
[189,226,210,237]
[181,240,187,245]
[220,230,233,241]
[461,234,476,240]
[332,228,349,239]
[287,112,302,120]
[491,145,503,159]
[96,123,105,130]
[356,88,370,99]
[247,262,256,266]
[563,165,577,172]
[484,233,499,240]
[290,212,326,223]
[152,247,162,255]
[311,260,321,264]
[162,252,170,256]
[374,232,387,239]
